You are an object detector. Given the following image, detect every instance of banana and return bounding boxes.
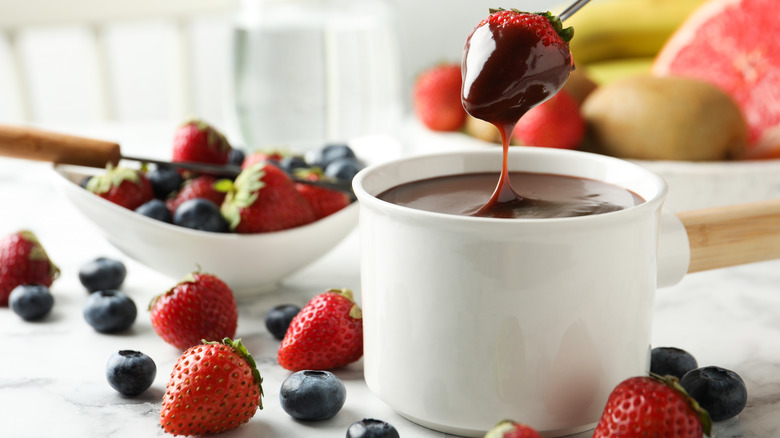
[582,57,655,85]
[556,0,708,65]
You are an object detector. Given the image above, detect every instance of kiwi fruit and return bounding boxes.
[581,75,747,161]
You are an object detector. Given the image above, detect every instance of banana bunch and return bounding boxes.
[557,0,707,65]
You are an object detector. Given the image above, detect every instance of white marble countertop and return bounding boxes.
[3,122,780,437]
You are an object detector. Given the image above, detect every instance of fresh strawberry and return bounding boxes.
[149,272,238,350]
[462,9,573,127]
[85,167,154,210]
[413,63,467,131]
[221,162,315,233]
[294,169,350,219]
[171,119,232,168]
[485,420,543,438]
[278,288,363,371]
[511,88,585,149]
[165,175,229,214]
[477,8,573,45]
[241,149,288,169]
[0,230,60,306]
[160,338,263,436]
[593,374,712,438]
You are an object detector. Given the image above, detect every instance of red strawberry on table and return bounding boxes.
[413,63,467,131]
[221,162,315,233]
[160,338,263,436]
[511,88,585,149]
[294,169,350,219]
[149,271,238,350]
[85,166,154,210]
[593,374,712,438]
[172,119,232,168]
[485,420,543,438]
[165,175,229,214]
[278,288,363,371]
[0,230,59,306]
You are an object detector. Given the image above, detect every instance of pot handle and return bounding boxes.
[659,199,780,288]
[657,210,690,288]
[680,199,780,272]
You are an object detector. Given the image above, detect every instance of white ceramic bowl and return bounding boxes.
[52,164,359,298]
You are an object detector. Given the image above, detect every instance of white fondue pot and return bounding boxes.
[353,148,780,437]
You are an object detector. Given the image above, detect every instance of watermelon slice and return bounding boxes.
[652,0,780,159]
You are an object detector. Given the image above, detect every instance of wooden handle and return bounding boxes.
[678,199,780,273]
[0,124,121,168]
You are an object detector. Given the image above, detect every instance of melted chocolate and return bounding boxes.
[378,172,643,219]
[461,19,572,127]
[460,15,576,218]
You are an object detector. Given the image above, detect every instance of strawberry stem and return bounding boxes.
[649,373,712,436]
[85,166,142,194]
[328,288,363,319]
[221,162,267,230]
[20,230,60,281]
[537,11,573,43]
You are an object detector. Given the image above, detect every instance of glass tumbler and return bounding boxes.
[230,0,404,153]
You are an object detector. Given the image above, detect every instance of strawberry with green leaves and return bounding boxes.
[149,271,238,350]
[86,166,154,210]
[278,288,363,371]
[593,374,712,438]
[221,162,315,233]
[0,230,59,306]
[485,420,543,438]
[413,63,466,132]
[160,338,263,436]
[172,119,232,168]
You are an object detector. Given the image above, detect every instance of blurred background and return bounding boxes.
[0,0,562,149]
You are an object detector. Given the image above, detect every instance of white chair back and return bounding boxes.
[0,0,238,124]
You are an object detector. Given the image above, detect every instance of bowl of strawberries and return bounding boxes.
[53,120,366,298]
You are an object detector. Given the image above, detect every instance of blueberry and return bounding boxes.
[265,304,301,340]
[79,257,127,292]
[9,284,54,321]
[279,370,346,421]
[279,155,309,176]
[324,157,364,182]
[347,418,400,438]
[83,290,137,333]
[228,148,246,167]
[106,350,156,396]
[680,366,747,421]
[135,199,173,223]
[146,166,183,199]
[173,198,229,232]
[79,176,92,189]
[310,143,356,169]
[651,346,698,380]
